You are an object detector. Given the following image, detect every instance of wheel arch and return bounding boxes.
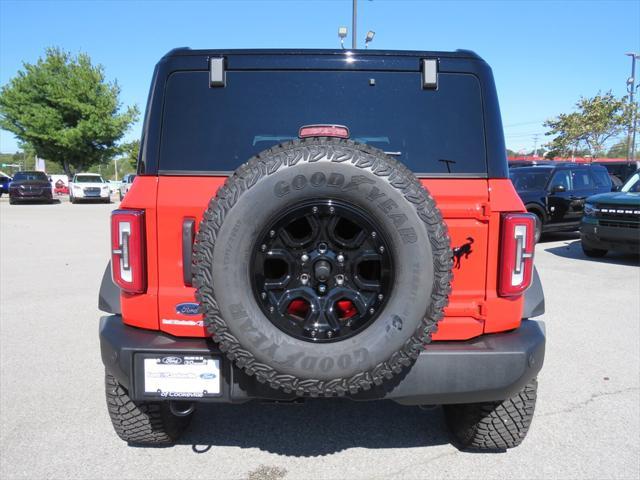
[524,203,546,221]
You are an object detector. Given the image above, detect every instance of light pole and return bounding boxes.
[339,1,373,50]
[626,52,640,162]
[352,0,357,49]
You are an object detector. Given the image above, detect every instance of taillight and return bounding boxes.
[111,209,146,294]
[498,213,536,297]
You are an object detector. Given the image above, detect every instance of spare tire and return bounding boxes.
[193,138,452,396]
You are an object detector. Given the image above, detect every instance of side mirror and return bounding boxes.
[551,184,566,193]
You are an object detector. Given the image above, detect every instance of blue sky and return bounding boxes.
[1,0,638,154]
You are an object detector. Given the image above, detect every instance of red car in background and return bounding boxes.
[54,179,69,195]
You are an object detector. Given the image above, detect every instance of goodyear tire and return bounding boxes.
[194,138,452,396]
[105,370,191,445]
[444,378,538,450]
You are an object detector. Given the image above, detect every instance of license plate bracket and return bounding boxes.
[135,353,221,400]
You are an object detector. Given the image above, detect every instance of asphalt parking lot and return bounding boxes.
[1,197,638,480]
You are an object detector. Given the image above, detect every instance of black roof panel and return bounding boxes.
[163,47,483,60]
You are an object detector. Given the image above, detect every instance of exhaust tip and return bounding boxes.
[169,401,195,417]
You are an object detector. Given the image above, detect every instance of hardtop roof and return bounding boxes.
[163,47,483,60]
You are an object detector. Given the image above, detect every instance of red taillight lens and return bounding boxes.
[299,124,350,139]
[111,209,146,294]
[498,213,536,297]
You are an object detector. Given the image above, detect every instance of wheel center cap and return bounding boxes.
[314,259,331,282]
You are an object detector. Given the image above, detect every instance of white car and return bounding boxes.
[69,173,111,204]
[119,174,136,200]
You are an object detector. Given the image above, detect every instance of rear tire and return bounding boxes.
[443,378,538,450]
[104,370,192,445]
[582,244,607,258]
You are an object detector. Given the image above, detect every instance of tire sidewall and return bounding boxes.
[209,159,435,380]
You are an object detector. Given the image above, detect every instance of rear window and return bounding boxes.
[159,70,487,175]
[509,169,551,191]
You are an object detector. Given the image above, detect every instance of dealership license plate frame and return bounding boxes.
[134,353,222,400]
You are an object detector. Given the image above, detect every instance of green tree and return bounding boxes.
[606,140,629,158]
[543,91,630,157]
[0,47,138,177]
[121,139,140,170]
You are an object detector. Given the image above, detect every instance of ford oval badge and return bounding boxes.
[176,302,201,316]
[161,356,183,365]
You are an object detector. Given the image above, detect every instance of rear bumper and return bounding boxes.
[580,220,640,254]
[100,315,545,405]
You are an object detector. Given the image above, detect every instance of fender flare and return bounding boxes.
[98,262,121,314]
[523,266,544,319]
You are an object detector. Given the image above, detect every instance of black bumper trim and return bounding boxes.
[99,316,545,405]
[580,223,640,254]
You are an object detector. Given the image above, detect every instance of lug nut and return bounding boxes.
[300,273,310,285]
[301,253,309,262]
[335,274,344,285]
[261,292,267,300]
[371,231,377,238]
[327,331,333,338]
[269,306,275,313]
[261,244,267,252]
[318,243,328,253]
[269,230,276,238]
[379,246,385,253]
[369,307,375,314]
[318,284,327,293]
[311,330,317,337]
[312,206,319,214]
[377,293,383,301]
[337,254,345,263]
[329,206,335,214]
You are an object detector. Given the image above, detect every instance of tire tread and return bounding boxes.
[193,137,453,396]
[444,379,538,450]
[104,370,189,445]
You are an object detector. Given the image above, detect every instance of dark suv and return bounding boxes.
[99,48,545,450]
[580,169,640,256]
[510,163,611,241]
[8,170,53,204]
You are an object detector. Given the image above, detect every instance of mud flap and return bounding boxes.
[99,263,121,314]
[522,266,544,319]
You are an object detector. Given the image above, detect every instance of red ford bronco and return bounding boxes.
[99,48,545,450]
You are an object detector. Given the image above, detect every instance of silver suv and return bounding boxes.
[118,174,136,201]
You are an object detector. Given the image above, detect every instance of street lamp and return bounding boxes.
[338,26,348,49]
[364,30,375,48]
[625,52,640,162]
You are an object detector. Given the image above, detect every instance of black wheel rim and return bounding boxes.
[251,200,394,343]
